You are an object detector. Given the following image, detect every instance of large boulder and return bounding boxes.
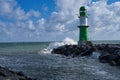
[111,50,120,66]
[99,51,110,63]
[98,49,120,66]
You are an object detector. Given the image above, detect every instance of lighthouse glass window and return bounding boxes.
[80,17,88,26]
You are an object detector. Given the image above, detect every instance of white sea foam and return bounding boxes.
[91,52,100,59]
[38,49,52,54]
[39,37,77,54]
[47,37,77,49]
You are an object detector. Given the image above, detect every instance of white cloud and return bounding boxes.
[87,1,120,40]
[52,0,120,40]
[37,18,45,27]
[0,0,16,14]
[0,0,26,20]
[0,0,120,42]
[27,20,35,30]
[0,0,40,20]
[27,10,40,18]
[0,0,42,42]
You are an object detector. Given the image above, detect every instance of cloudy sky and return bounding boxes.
[0,0,120,42]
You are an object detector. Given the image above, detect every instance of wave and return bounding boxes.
[38,37,77,54]
[47,37,77,49]
[91,52,101,59]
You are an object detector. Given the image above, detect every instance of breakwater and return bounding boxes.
[52,44,120,66]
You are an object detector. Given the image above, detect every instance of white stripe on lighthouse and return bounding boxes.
[80,17,88,26]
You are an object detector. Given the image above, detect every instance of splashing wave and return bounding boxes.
[38,37,77,54]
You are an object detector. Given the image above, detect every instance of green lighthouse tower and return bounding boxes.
[78,6,89,46]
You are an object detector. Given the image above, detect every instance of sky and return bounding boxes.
[0,0,120,42]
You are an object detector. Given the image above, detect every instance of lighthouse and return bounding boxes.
[78,6,89,46]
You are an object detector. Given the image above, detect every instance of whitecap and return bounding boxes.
[47,37,77,49]
[91,52,100,59]
[38,49,52,54]
[38,37,77,54]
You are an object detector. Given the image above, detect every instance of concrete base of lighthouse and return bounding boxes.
[78,41,86,46]
[78,40,93,46]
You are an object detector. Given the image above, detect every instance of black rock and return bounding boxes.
[16,71,25,76]
[52,44,94,57]
[109,60,117,66]
[99,51,110,63]
[116,59,120,66]
[80,47,93,56]
[52,43,120,67]
[0,72,6,77]
[0,66,36,80]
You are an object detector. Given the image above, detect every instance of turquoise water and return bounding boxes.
[0,42,49,53]
[0,41,120,80]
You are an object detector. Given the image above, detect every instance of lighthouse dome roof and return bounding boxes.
[80,6,86,11]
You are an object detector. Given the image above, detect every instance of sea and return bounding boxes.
[0,38,120,80]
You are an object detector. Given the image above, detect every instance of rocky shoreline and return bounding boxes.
[0,66,36,80]
[52,44,120,66]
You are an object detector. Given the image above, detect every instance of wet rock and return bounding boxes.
[0,71,6,77]
[0,66,36,80]
[80,46,94,56]
[109,60,117,66]
[98,44,120,66]
[52,43,120,67]
[116,59,120,66]
[16,71,25,76]
[114,50,120,57]
[99,51,110,63]
[52,44,94,57]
